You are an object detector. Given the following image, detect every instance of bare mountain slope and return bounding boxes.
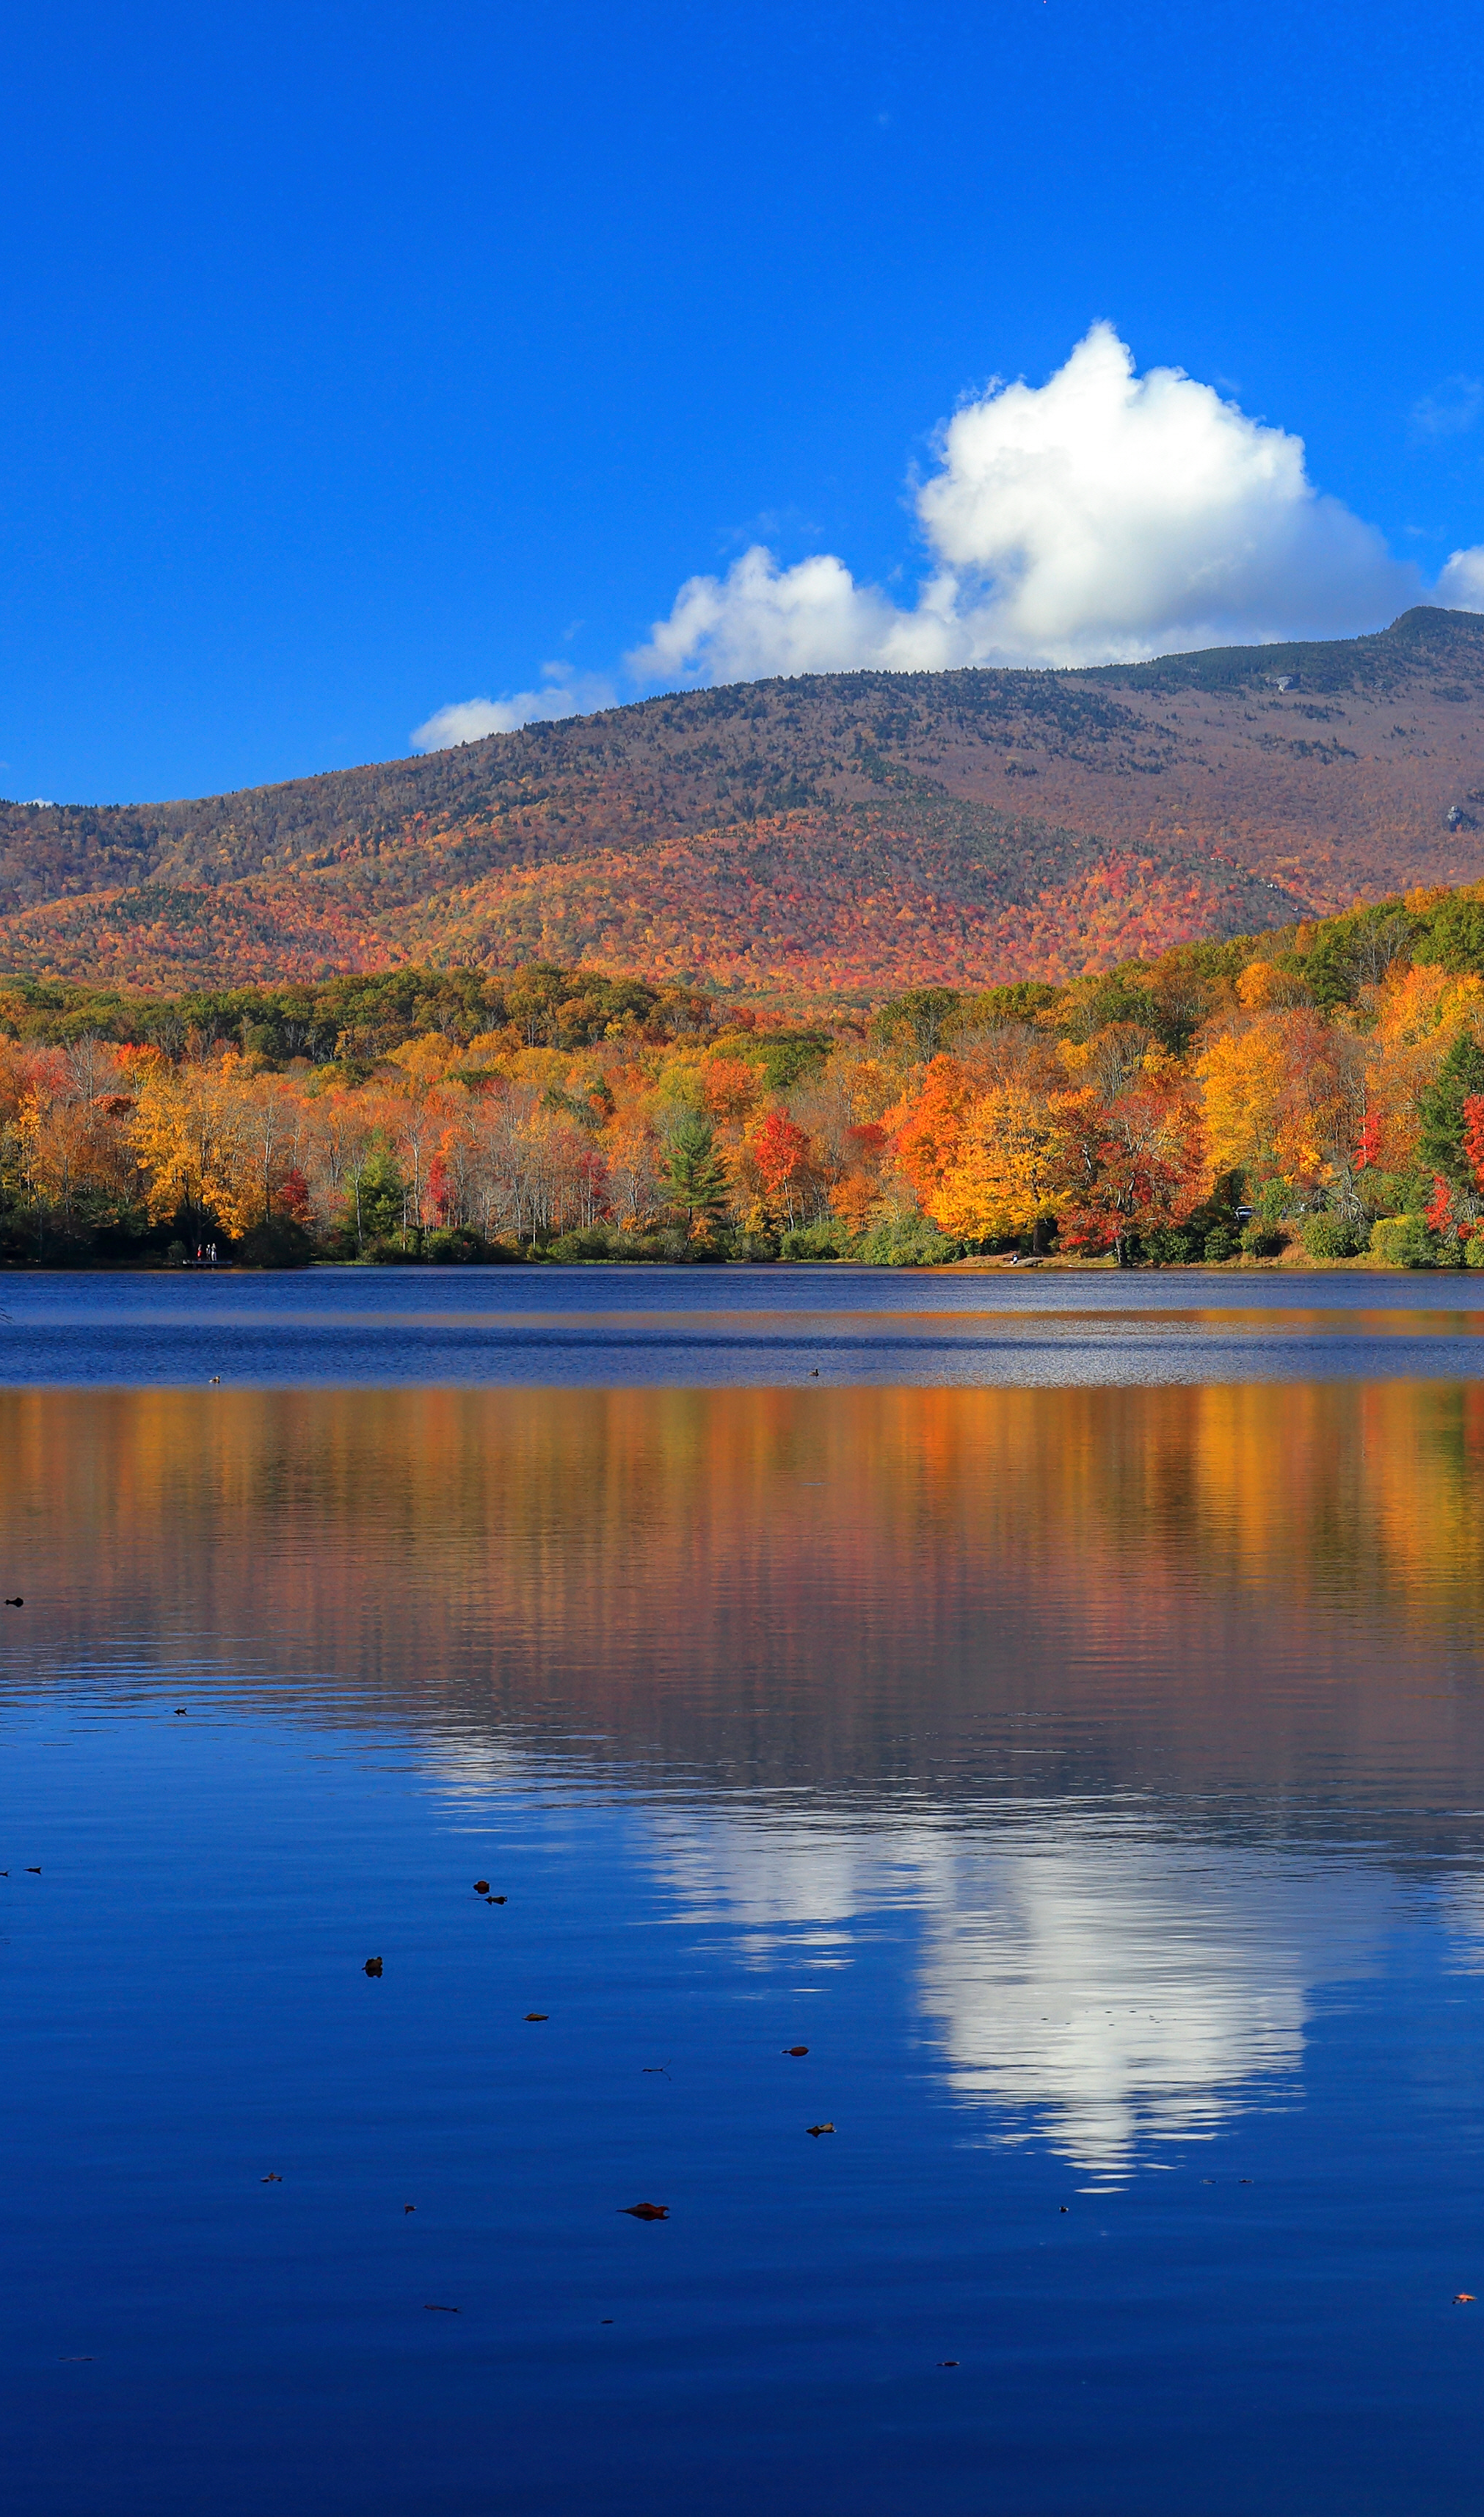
[3,606,1483,1001]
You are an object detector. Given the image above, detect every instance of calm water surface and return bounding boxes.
[2,1260,1484,1382]
[3,1272,1484,2514]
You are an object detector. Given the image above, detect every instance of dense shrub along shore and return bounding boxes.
[4,879,1484,1270]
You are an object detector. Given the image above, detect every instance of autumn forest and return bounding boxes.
[4,876,1484,1270]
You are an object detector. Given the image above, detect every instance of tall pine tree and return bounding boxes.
[1418,1035,1484,1186]
[665,1114,730,1234]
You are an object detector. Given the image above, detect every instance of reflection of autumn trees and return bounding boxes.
[6,1382,1483,1799]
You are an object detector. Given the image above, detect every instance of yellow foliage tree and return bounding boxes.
[1198,1019,1302,1179]
[926,1084,1065,1240]
[128,1056,259,1235]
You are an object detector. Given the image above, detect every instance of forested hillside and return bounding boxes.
[4,607,1484,1003]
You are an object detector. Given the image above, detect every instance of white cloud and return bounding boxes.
[630,545,964,683]
[418,323,1482,727]
[630,323,1425,683]
[1436,545,1484,611]
[410,670,616,752]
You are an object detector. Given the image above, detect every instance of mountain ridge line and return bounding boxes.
[4,605,1484,1006]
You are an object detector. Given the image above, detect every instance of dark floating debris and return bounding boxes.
[1059,2205,1069,2214]
[524,2011,548,2022]
[784,2045,809,2057]
[175,1707,187,1715]
[364,1957,383,1977]
[620,2203,669,2221]
[423,2303,459,2313]
[473,1881,490,1895]
[4,1596,22,1607]
[261,2173,283,2184]
[600,2317,614,2325]
[404,2204,416,2214]
[26,1866,40,1875]
[487,1895,506,1904]
[58,2355,94,2362]
[806,2123,835,2138]
[937,2359,959,2368]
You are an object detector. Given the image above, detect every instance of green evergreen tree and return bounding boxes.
[347,1145,407,1249]
[1417,1034,1484,1186]
[664,1114,730,1234]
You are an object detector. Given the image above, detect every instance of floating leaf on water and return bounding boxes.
[364,1957,383,1977]
[785,2046,809,2057]
[806,2123,835,2138]
[473,1881,490,1895]
[620,2203,669,2221]
[524,2011,548,2022]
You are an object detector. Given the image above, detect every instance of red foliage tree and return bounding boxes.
[746,1110,816,1228]
[1424,1174,1459,1237]
[1055,1069,1207,1265]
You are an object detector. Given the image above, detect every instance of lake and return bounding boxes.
[3,1268,1483,2514]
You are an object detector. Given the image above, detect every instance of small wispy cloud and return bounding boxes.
[410,669,615,752]
[1410,377,1484,440]
[1437,546,1484,610]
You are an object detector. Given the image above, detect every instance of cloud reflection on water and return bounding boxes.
[647,1808,1385,2177]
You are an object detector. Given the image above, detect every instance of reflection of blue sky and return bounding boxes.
[648,1811,1387,2178]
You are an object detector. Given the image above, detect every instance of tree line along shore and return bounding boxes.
[3,880,1484,1271]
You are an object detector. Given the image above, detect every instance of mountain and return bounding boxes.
[4,606,1484,1005]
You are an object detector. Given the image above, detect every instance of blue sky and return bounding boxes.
[3,0,1482,804]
